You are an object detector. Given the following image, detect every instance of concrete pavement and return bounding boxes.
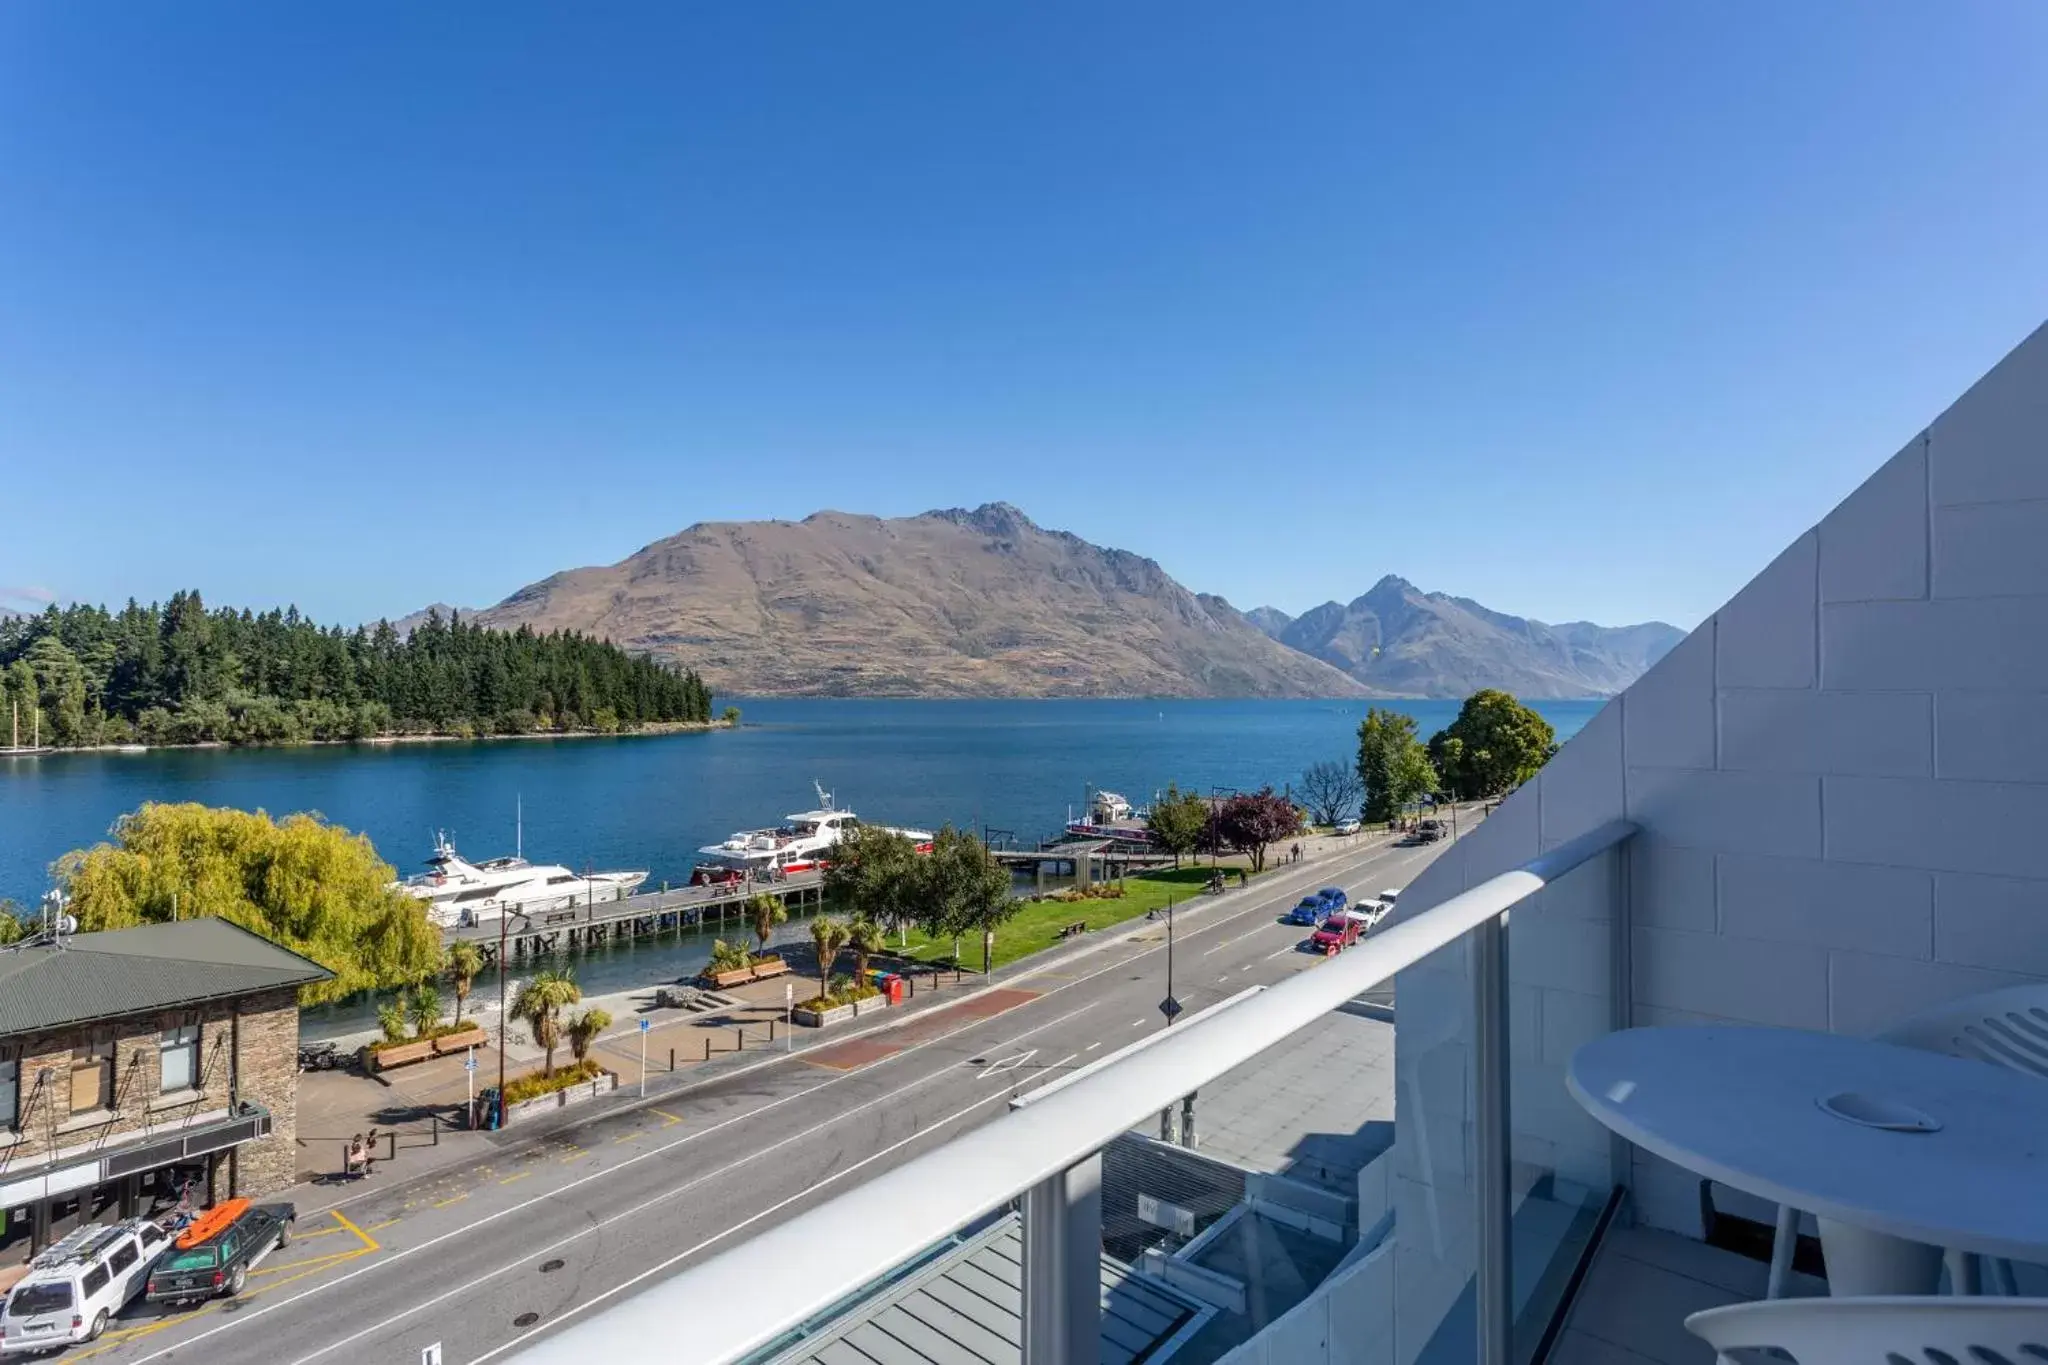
[70,825,1467,1365]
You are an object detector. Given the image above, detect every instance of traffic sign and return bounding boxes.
[639,1017,651,1033]
[463,1056,477,1073]
[1158,997,1183,1021]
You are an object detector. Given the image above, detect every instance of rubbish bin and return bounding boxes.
[882,974,906,1006]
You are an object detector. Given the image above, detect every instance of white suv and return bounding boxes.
[1,1219,169,1353]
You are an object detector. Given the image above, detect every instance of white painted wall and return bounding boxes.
[1381,319,2048,1357]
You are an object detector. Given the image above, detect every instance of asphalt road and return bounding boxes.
[75,829,1464,1365]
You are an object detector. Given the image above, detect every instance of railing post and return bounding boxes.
[1474,913,1511,1365]
[1022,1152,1101,1365]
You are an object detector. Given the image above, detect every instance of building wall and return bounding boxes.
[1384,320,2048,1354]
[0,986,303,1199]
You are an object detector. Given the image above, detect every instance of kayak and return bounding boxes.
[175,1197,250,1249]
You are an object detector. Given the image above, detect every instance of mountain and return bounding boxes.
[1244,606,1294,640]
[460,504,1372,699]
[1275,576,1683,699]
[382,603,477,638]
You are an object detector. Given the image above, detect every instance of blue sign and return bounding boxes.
[639,1018,651,1032]
[464,1056,477,1072]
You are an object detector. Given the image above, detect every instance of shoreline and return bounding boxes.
[0,717,736,758]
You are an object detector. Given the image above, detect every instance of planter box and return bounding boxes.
[704,955,790,989]
[363,1039,435,1071]
[504,1070,617,1123]
[432,1027,490,1056]
[792,994,888,1028]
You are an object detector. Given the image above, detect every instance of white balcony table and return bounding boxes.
[1568,1026,2048,1296]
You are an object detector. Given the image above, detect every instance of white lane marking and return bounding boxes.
[977,1049,1037,1079]
[464,1081,1027,1364]
[1266,944,1302,960]
[1085,1042,1102,1052]
[1131,1019,1145,1027]
[135,996,1105,1365]
[1217,975,1229,983]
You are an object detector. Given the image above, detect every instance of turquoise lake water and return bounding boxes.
[0,697,1598,907]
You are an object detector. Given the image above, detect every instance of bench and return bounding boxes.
[1058,920,1088,941]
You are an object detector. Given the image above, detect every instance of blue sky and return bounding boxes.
[3,3,2044,631]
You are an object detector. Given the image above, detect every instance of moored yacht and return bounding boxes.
[395,832,648,928]
[690,784,934,884]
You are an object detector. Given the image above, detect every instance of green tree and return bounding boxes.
[822,824,922,944]
[377,998,410,1044]
[0,900,25,944]
[809,916,851,1002]
[445,941,484,1024]
[847,918,886,989]
[747,893,787,958]
[918,825,1016,973]
[567,1007,612,1066]
[721,706,741,725]
[54,802,440,1004]
[1428,690,1558,799]
[1145,785,1211,868]
[407,984,443,1037]
[513,970,582,1077]
[1357,708,1435,823]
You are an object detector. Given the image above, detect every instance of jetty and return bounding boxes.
[444,875,827,963]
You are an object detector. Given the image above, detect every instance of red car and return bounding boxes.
[1310,917,1359,955]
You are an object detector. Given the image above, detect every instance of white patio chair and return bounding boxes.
[1686,1295,2048,1365]
[1765,983,2048,1298]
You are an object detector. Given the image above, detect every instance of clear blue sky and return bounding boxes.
[3,3,2044,631]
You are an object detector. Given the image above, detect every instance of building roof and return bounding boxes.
[0,918,332,1037]
[778,1215,1209,1365]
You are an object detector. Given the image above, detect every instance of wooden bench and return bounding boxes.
[748,957,790,982]
[1058,920,1088,941]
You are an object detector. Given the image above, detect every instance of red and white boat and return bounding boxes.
[689,785,933,885]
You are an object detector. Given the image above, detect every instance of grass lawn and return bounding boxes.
[889,861,1272,973]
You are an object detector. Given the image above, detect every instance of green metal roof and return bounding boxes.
[0,919,331,1038]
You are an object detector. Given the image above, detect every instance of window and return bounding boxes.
[80,1265,109,1299]
[0,1057,16,1131]
[159,1025,200,1094]
[108,1242,137,1275]
[137,1224,164,1251]
[70,1040,113,1114]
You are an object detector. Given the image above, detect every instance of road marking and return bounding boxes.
[465,1082,1027,1365]
[1240,964,1254,972]
[977,1049,1037,1079]
[131,996,1107,1365]
[558,1148,588,1163]
[361,1218,399,1234]
[432,1194,468,1208]
[497,1171,532,1186]
[1217,975,1229,983]
[1085,1042,1102,1052]
[651,1108,683,1127]
[331,1209,381,1253]
[1266,944,1301,960]
[1131,1019,1145,1027]
[614,1131,643,1144]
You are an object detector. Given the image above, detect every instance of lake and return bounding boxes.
[1,697,1598,907]
[1,697,1597,1033]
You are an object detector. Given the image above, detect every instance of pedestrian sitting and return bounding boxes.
[344,1133,369,1178]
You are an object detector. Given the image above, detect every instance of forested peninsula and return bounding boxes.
[0,593,715,748]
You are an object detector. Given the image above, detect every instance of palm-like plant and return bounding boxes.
[512,970,582,1077]
[748,893,787,957]
[377,997,410,1044]
[847,919,885,992]
[408,984,443,1037]
[809,916,851,1002]
[445,941,484,1024]
[566,1007,612,1068]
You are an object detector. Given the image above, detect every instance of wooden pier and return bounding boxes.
[445,874,828,964]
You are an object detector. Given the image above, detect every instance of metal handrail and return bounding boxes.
[510,819,1638,1365]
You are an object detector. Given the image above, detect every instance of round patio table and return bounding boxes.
[1568,1026,2048,1294]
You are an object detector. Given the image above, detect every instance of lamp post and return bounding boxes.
[496,912,509,1120]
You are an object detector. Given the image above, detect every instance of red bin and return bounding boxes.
[883,974,906,1006]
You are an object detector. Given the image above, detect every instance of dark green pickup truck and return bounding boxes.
[143,1203,295,1305]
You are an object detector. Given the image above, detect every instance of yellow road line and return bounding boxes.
[613,1132,642,1144]
[251,1247,363,1277]
[360,1217,400,1234]
[497,1171,533,1186]
[432,1193,468,1208]
[650,1108,683,1127]
[330,1207,382,1253]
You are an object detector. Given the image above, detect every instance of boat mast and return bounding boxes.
[516,794,523,860]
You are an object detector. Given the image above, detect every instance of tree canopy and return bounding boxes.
[0,593,711,748]
[918,826,1018,973]
[1426,689,1557,799]
[1357,707,1438,822]
[53,802,441,1004]
[1215,788,1299,872]
[821,824,925,937]
[1298,760,1364,826]
[1145,785,1212,866]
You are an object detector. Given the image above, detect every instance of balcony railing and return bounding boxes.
[509,818,1638,1365]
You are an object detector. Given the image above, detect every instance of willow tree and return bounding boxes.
[54,802,440,1004]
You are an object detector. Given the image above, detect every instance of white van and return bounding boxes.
[1,1219,169,1352]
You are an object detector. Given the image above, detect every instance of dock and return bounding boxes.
[444,875,827,963]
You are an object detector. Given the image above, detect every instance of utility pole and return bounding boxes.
[496,912,509,1122]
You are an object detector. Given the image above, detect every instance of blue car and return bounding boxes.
[1317,887,1348,913]
[1284,896,1324,926]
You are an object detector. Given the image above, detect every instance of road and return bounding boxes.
[76,830,1462,1365]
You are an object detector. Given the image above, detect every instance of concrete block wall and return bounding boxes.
[1381,319,2048,1352]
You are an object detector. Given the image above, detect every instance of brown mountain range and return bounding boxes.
[457,504,1370,698]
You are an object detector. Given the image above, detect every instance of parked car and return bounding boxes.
[1347,898,1393,932]
[1334,819,1361,836]
[144,1200,295,1307]
[1309,916,1359,955]
[1283,896,1324,927]
[1380,888,1401,906]
[1,1219,169,1352]
[1315,887,1348,912]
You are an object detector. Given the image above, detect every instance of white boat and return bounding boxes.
[395,832,648,928]
[1063,788,1157,845]
[690,784,933,885]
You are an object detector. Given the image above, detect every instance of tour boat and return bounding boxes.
[395,831,648,928]
[689,784,934,885]
[1063,787,1158,846]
